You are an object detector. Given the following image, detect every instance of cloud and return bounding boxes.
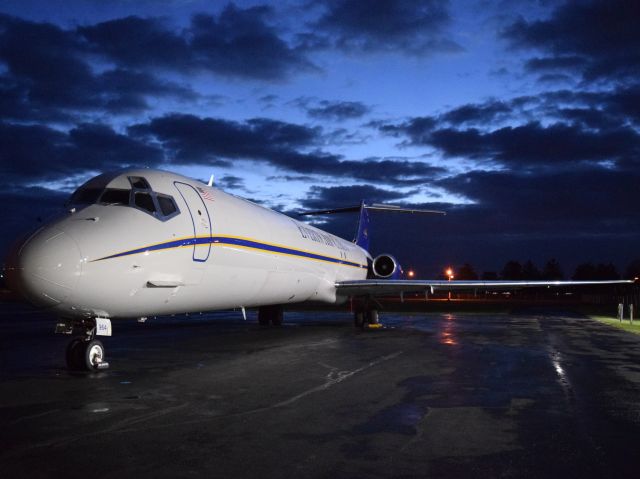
[130,113,444,184]
[0,187,70,257]
[378,88,640,170]
[0,4,314,122]
[297,98,371,121]
[304,184,408,207]
[503,0,640,82]
[129,114,319,166]
[0,122,163,185]
[426,122,638,169]
[440,101,511,126]
[0,14,196,121]
[313,0,462,54]
[79,4,316,80]
[217,175,245,190]
[437,168,640,227]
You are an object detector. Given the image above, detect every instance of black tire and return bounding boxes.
[65,338,85,371]
[354,311,365,328]
[364,309,380,324]
[258,305,284,326]
[271,307,283,326]
[84,339,105,371]
[258,308,270,326]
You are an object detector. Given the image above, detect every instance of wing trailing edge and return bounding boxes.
[335,279,635,297]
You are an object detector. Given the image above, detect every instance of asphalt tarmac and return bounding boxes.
[1,303,640,479]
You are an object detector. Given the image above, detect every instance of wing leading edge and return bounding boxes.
[335,279,635,297]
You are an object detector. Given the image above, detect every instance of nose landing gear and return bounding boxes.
[258,305,284,326]
[57,318,110,371]
[66,338,108,371]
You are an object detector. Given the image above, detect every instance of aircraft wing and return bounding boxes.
[335,279,634,297]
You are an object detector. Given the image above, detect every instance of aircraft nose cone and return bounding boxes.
[12,228,83,307]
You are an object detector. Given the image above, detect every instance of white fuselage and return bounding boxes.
[10,169,369,319]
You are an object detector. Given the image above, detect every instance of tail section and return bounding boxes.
[300,202,445,253]
[355,201,371,251]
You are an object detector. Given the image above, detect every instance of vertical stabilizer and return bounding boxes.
[354,201,371,251]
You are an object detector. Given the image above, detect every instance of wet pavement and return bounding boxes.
[1,303,640,478]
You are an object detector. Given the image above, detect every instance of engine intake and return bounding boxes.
[372,254,402,279]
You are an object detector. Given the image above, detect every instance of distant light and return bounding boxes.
[407,270,415,278]
[445,267,454,280]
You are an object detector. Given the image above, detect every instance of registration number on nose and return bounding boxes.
[96,317,112,336]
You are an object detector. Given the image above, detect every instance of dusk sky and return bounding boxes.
[1,0,639,277]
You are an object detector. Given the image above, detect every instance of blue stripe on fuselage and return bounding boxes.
[91,236,366,269]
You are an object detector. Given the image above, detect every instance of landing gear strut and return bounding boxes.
[258,305,284,326]
[58,318,110,371]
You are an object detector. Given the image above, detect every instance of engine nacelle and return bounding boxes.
[371,254,403,279]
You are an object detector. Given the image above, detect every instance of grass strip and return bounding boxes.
[590,315,640,335]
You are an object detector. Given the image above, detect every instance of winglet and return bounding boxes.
[207,174,214,187]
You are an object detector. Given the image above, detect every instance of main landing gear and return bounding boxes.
[258,305,284,326]
[57,318,110,371]
[354,309,382,329]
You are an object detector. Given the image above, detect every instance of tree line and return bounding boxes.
[450,259,640,281]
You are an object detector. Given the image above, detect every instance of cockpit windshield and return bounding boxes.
[100,189,130,205]
[69,174,180,221]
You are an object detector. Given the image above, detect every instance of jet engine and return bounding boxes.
[371,254,403,279]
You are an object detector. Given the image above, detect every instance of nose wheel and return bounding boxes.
[66,338,109,371]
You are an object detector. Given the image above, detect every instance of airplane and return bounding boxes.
[4,168,634,371]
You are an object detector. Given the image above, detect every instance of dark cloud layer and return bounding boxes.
[0,14,194,121]
[79,5,315,80]
[301,99,370,121]
[130,113,443,184]
[314,0,461,54]
[504,0,640,82]
[428,122,638,169]
[302,184,407,211]
[380,84,640,171]
[0,122,163,185]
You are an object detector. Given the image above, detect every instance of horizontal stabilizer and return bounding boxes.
[299,205,361,216]
[300,204,446,216]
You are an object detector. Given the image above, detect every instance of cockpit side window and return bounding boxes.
[157,194,178,217]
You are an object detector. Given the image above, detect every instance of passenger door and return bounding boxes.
[174,182,212,262]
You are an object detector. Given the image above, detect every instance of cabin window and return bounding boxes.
[134,192,156,214]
